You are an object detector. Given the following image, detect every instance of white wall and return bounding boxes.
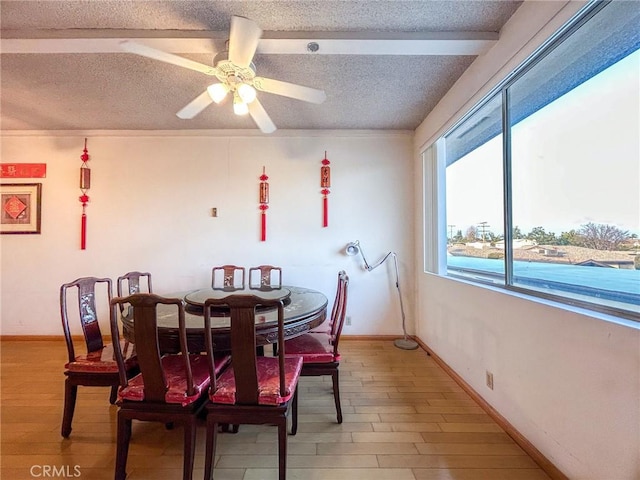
[0,131,414,338]
[419,276,640,479]
[414,1,640,479]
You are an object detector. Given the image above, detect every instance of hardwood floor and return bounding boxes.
[1,339,551,479]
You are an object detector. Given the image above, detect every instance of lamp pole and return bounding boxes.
[346,240,418,350]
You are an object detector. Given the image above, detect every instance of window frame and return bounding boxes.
[435,0,640,322]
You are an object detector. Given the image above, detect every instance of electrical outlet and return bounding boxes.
[345,316,351,326]
[486,371,494,390]
[211,208,218,217]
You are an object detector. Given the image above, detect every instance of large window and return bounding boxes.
[442,1,640,319]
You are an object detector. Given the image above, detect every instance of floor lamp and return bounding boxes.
[345,240,418,350]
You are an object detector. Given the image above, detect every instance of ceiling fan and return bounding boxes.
[120,16,326,134]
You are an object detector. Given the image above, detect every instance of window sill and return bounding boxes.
[434,271,640,331]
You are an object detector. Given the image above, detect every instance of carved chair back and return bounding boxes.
[330,271,349,354]
[116,271,153,313]
[249,265,282,288]
[211,265,246,289]
[60,276,112,363]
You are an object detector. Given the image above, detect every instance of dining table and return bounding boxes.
[120,285,328,353]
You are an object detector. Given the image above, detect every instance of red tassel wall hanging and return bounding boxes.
[79,139,91,250]
[259,166,269,241]
[320,152,331,227]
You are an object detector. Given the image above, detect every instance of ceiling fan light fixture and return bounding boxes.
[207,83,229,104]
[233,94,249,116]
[237,83,257,104]
[122,15,325,134]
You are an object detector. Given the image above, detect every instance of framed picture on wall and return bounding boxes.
[0,183,42,234]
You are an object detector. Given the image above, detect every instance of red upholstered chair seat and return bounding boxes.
[65,340,137,373]
[210,356,303,406]
[285,332,340,363]
[120,354,230,406]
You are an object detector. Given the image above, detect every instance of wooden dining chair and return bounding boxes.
[249,265,282,288]
[59,277,138,438]
[109,293,231,480]
[203,295,303,480]
[309,270,346,335]
[116,271,153,313]
[283,271,349,423]
[211,265,246,289]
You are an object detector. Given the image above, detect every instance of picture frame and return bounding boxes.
[0,183,42,234]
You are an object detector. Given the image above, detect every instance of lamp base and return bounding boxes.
[394,337,419,350]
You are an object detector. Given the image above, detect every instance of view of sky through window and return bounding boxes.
[446,49,639,240]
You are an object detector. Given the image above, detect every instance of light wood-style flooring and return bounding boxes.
[1,339,551,479]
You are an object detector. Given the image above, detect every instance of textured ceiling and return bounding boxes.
[0,1,522,133]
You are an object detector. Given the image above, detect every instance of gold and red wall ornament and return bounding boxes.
[320,152,331,227]
[259,166,269,241]
[79,138,91,250]
[0,163,47,178]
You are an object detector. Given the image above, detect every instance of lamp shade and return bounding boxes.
[233,97,249,116]
[345,241,360,256]
[207,83,229,104]
[237,83,257,104]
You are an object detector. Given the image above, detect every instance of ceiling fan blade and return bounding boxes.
[248,99,276,134]
[228,16,262,69]
[120,40,217,76]
[176,91,213,119]
[253,77,326,104]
